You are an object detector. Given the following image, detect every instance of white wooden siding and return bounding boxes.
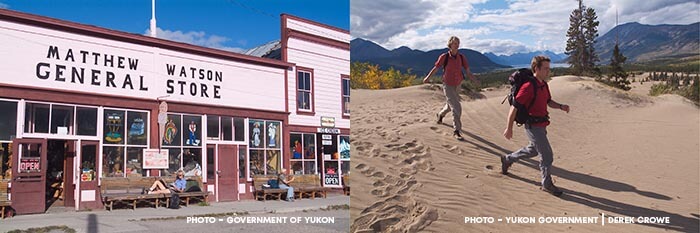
[287,37,350,129]
[286,18,351,43]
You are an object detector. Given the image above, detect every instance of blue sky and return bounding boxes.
[0,0,349,53]
[351,0,700,55]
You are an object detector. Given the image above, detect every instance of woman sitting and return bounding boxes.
[144,170,186,194]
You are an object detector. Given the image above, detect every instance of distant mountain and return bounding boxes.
[350,38,510,75]
[596,22,699,63]
[484,51,567,66]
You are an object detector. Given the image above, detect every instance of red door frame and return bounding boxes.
[78,140,101,210]
[10,138,47,214]
[62,140,76,208]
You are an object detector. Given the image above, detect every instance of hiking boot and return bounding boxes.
[541,183,563,197]
[500,155,513,175]
[436,113,443,124]
[453,130,464,140]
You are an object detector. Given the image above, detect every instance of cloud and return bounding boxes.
[351,0,700,55]
[0,2,8,9]
[144,27,246,53]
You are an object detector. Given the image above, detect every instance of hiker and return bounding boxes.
[144,170,186,194]
[501,55,570,196]
[278,168,296,202]
[422,36,480,140]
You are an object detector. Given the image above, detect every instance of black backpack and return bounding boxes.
[503,68,549,125]
[169,193,180,209]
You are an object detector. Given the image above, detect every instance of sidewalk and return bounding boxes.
[0,195,350,232]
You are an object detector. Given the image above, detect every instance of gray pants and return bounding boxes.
[438,84,462,132]
[505,125,554,186]
[279,184,294,200]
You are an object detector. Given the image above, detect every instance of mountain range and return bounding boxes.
[595,22,699,63]
[350,38,509,75]
[484,51,567,66]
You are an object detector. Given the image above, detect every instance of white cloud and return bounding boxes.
[351,0,700,55]
[0,2,8,9]
[144,27,246,53]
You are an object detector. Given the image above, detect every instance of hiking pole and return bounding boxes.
[500,95,508,104]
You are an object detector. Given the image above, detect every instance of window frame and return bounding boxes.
[296,67,315,115]
[341,74,350,118]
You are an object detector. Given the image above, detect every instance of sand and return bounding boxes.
[349,76,699,232]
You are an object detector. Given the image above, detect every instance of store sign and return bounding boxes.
[19,158,40,173]
[320,116,335,128]
[322,140,333,146]
[143,149,169,169]
[324,174,340,186]
[317,128,340,134]
[0,25,287,112]
[322,135,332,140]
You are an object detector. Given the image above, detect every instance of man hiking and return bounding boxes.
[501,55,570,196]
[422,36,480,140]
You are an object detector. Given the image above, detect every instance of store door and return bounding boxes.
[217,145,238,201]
[10,138,47,214]
[78,141,100,210]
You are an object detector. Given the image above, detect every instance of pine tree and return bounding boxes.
[583,7,600,75]
[565,0,599,76]
[609,44,630,90]
[565,0,585,75]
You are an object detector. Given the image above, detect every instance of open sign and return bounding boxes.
[20,158,41,173]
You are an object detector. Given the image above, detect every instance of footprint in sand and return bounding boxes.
[355,163,367,171]
[351,195,438,233]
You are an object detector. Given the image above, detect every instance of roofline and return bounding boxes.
[0,8,294,69]
[281,13,349,35]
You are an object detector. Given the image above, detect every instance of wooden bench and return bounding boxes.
[100,177,167,211]
[161,176,210,207]
[342,175,350,195]
[252,175,287,201]
[290,174,329,199]
[1,179,11,219]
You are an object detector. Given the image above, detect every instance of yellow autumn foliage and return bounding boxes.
[350,62,416,89]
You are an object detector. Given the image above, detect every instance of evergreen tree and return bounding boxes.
[583,7,600,75]
[565,0,599,76]
[608,44,630,90]
[565,1,585,75]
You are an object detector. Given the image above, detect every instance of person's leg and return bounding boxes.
[279,184,292,201]
[438,84,452,119]
[445,85,462,132]
[506,126,540,163]
[527,126,554,187]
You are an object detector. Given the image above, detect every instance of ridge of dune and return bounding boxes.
[350,75,699,233]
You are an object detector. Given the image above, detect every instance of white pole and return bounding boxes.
[150,0,157,38]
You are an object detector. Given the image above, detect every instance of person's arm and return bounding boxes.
[422,66,439,84]
[287,176,295,183]
[547,100,570,113]
[423,54,445,84]
[503,106,517,140]
[466,68,480,86]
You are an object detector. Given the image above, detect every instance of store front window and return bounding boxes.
[248,119,282,176]
[161,113,203,177]
[102,109,149,178]
[0,100,17,180]
[290,133,316,175]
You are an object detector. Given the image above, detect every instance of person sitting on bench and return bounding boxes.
[145,170,186,194]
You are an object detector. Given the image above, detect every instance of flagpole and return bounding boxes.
[150,0,157,38]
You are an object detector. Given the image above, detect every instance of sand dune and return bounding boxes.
[350,76,699,232]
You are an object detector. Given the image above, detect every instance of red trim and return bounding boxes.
[287,30,350,51]
[295,66,315,116]
[281,14,288,63]
[341,74,350,119]
[0,9,293,69]
[288,125,350,135]
[281,14,349,34]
